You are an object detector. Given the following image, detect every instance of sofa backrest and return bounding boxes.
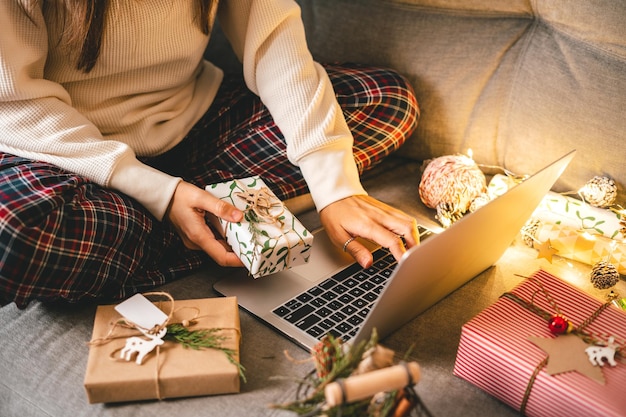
[294,0,626,202]
[205,0,626,203]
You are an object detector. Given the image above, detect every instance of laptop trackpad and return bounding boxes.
[289,229,379,283]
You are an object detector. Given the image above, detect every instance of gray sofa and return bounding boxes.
[2,1,625,416]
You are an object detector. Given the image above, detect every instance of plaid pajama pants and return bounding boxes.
[0,64,418,308]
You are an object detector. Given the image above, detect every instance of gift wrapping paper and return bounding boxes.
[206,176,313,278]
[488,177,625,241]
[454,270,626,417]
[489,175,626,272]
[533,221,626,275]
[532,191,625,240]
[486,173,522,199]
[84,297,241,403]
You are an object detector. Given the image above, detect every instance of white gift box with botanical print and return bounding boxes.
[205,176,314,278]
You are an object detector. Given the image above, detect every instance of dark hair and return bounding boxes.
[43,0,218,73]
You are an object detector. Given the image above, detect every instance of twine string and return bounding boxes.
[518,356,548,414]
[504,278,625,347]
[527,278,562,317]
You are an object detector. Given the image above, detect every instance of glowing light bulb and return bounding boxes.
[580,231,596,241]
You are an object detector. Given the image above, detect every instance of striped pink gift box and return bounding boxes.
[454,270,626,417]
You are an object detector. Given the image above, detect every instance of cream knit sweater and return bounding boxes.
[0,0,366,220]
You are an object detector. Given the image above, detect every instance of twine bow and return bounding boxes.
[235,186,285,227]
[88,292,175,348]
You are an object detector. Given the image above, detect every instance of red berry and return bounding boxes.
[548,315,569,334]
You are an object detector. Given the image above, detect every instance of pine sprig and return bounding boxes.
[165,324,246,382]
[270,331,381,416]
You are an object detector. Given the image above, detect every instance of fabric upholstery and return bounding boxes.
[3,1,625,416]
[297,0,626,199]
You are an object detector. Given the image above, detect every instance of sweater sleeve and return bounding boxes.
[0,2,181,220]
[217,0,367,211]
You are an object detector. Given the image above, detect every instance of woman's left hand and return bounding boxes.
[319,195,420,268]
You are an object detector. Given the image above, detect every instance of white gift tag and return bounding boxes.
[114,293,168,330]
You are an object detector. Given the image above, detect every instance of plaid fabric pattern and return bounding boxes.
[0,64,418,307]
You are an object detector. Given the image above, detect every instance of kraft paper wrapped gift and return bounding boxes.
[205,176,314,278]
[84,296,241,403]
[453,270,626,417]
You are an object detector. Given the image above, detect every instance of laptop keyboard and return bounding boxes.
[272,226,433,343]
[271,246,399,343]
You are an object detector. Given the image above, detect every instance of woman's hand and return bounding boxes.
[319,195,419,268]
[166,181,245,267]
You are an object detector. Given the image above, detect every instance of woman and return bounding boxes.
[0,0,419,307]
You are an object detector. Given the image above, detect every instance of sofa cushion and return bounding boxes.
[296,0,626,201]
[387,0,531,14]
[498,19,626,196]
[538,0,626,58]
[497,0,626,196]
[296,0,532,162]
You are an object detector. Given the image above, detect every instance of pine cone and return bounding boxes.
[590,261,620,289]
[580,176,617,208]
[469,192,491,213]
[521,219,541,248]
[436,202,464,228]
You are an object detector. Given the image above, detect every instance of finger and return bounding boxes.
[388,234,409,261]
[320,195,419,264]
[176,211,244,267]
[364,226,408,261]
[342,235,374,269]
[363,200,420,248]
[193,225,244,267]
[207,246,244,268]
[348,196,420,249]
[199,190,243,223]
[340,214,411,262]
[386,217,420,249]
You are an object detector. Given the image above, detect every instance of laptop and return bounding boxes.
[214,150,576,351]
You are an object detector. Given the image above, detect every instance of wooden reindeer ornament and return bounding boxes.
[120,327,167,365]
[585,336,618,367]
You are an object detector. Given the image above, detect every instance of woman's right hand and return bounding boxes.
[165,181,245,267]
